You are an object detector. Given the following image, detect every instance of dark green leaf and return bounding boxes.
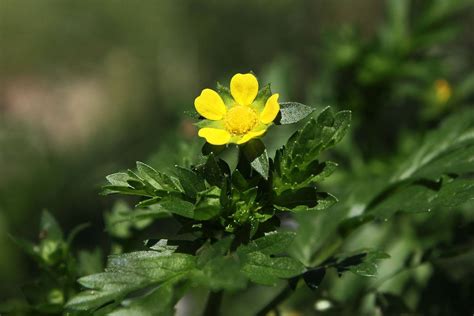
[333,250,390,277]
[194,190,221,221]
[241,139,269,179]
[174,167,206,198]
[159,197,195,219]
[302,267,326,290]
[274,107,350,194]
[274,188,337,212]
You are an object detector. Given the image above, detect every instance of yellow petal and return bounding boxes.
[198,128,231,145]
[237,129,266,145]
[260,93,280,124]
[194,89,227,120]
[230,73,258,106]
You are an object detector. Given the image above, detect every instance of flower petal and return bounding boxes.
[236,129,266,145]
[260,93,280,124]
[194,89,227,120]
[230,73,259,106]
[198,128,231,145]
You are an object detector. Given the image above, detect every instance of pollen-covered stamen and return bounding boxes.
[224,105,258,135]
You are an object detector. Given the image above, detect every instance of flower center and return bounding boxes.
[224,105,258,135]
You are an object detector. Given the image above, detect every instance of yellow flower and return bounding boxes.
[194,73,280,145]
[434,79,451,104]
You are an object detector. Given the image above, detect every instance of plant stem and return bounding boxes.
[256,285,293,316]
[203,290,223,316]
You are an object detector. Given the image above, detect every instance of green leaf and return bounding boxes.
[331,250,390,277]
[392,109,474,182]
[237,231,296,256]
[138,162,182,192]
[192,237,247,290]
[367,176,474,219]
[302,267,326,290]
[136,162,163,190]
[159,197,195,219]
[348,251,390,277]
[365,109,474,219]
[106,204,171,230]
[274,107,350,193]
[174,166,206,199]
[103,164,182,198]
[148,239,179,256]
[241,139,269,179]
[274,188,337,212]
[66,252,195,312]
[77,248,103,276]
[290,205,351,266]
[236,232,305,286]
[106,172,134,187]
[201,153,228,187]
[108,282,175,316]
[40,210,63,243]
[105,201,153,239]
[197,237,234,266]
[239,252,304,286]
[194,187,222,220]
[277,102,315,124]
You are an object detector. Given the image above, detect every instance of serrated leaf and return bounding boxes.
[105,201,153,239]
[194,187,222,220]
[197,237,234,266]
[277,102,315,124]
[237,231,296,256]
[149,240,179,256]
[334,250,390,277]
[193,256,247,291]
[274,107,350,195]
[174,167,206,198]
[392,109,474,182]
[240,252,304,286]
[235,232,304,286]
[274,188,337,212]
[364,110,474,219]
[66,252,195,312]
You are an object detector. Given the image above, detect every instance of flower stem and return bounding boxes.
[202,290,223,316]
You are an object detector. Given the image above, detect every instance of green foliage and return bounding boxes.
[65,232,304,313]
[358,109,474,220]
[3,0,474,315]
[7,211,101,315]
[56,102,345,314]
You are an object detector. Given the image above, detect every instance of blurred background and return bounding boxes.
[1,0,473,314]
